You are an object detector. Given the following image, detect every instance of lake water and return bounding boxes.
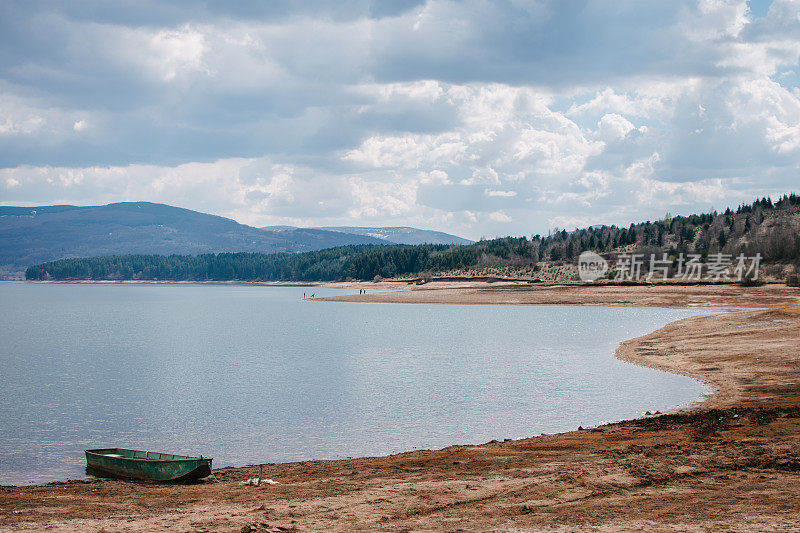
[0,282,713,485]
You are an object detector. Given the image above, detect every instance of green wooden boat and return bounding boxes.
[85,448,212,481]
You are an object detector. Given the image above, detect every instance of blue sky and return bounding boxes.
[1,0,799,239]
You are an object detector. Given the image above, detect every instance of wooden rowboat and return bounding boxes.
[85,448,212,481]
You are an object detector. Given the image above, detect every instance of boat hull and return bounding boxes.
[85,448,212,481]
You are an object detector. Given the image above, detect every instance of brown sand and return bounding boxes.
[2,283,800,532]
[322,280,800,309]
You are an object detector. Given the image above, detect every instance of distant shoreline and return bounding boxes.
[11,276,788,288]
[14,279,329,287]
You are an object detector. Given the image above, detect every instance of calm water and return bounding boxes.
[0,282,713,485]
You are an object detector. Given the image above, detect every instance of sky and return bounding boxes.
[0,0,799,240]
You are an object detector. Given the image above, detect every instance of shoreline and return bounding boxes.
[614,313,724,411]
[12,279,328,287]
[316,279,800,308]
[11,277,790,289]
[2,284,800,530]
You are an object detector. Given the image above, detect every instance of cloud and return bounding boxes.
[489,210,512,223]
[347,177,418,218]
[485,189,517,197]
[146,25,210,82]
[596,114,636,142]
[1,0,800,240]
[0,114,43,135]
[343,132,468,169]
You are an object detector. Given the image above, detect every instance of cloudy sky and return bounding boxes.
[1,0,799,239]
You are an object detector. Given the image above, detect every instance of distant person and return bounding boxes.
[303,292,306,299]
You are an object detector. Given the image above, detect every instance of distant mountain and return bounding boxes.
[262,225,472,246]
[320,226,473,245]
[0,202,386,278]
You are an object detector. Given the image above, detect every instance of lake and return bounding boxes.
[0,282,713,485]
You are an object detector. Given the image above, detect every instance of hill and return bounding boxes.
[25,194,800,283]
[261,225,471,245]
[0,202,385,279]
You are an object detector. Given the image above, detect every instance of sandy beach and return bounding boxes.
[2,282,800,532]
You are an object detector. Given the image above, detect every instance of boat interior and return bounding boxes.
[87,448,203,461]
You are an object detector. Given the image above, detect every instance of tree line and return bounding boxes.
[26,194,800,282]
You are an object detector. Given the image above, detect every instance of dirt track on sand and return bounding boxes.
[2,283,800,532]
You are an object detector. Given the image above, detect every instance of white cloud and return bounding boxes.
[2,1,800,240]
[463,210,478,223]
[359,80,446,103]
[0,92,101,142]
[419,170,452,185]
[463,166,500,186]
[344,132,468,169]
[567,86,679,120]
[683,0,749,40]
[0,94,47,136]
[346,177,418,219]
[149,25,210,81]
[0,115,43,135]
[489,210,512,223]
[485,189,517,197]
[728,77,800,154]
[596,113,635,141]
[91,23,212,84]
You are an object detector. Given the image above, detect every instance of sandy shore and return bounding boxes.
[321,280,800,309]
[2,283,800,532]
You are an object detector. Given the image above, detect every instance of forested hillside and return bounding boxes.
[26,195,800,282]
[0,202,387,278]
[25,246,379,282]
